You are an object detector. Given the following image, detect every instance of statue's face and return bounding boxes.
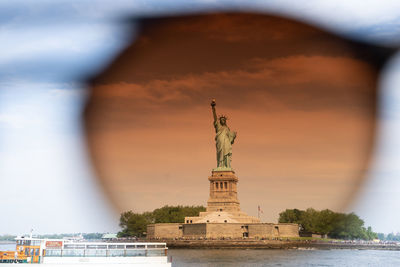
[220,117,226,125]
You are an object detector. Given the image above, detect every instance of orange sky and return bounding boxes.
[84,13,392,222]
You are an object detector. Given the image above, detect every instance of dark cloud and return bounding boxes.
[90,13,394,85]
[86,55,377,132]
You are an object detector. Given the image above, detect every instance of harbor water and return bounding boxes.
[0,243,15,251]
[168,248,400,266]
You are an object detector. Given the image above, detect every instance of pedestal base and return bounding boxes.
[207,170,240,212]
[212,167,234,172]
[185,210,261,224]
[185,168,260,224]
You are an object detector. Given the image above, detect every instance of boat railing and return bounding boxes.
[45,243,167,257]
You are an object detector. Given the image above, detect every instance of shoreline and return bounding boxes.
[0,241,14,244]
[156,240,400,251]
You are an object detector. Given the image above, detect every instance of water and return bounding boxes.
[0,243,15,251]
[2,243,399,266]
[168,249,400,267]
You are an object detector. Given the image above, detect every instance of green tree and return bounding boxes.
[152,205,205,223]
[329,212,366,239]
[377,233,385,240]
[278,209,303,224]
[385,232,400,241]
[363,226,378,240]
[0,235,16,241]
[314,209,336,235]
[300,208,319,233]
[83,233,103,240]
[278,208,377,240]
[118,211,152,238]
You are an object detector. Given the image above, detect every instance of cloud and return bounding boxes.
[88,54,377,132]
[0,113,29,129]
[0,16,129,83]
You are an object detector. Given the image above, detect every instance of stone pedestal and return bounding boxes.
[184,169,261,224]
[207,170,240,212]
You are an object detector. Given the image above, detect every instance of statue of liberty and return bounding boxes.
[211,99,237,169]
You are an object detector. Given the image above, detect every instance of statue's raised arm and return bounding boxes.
[211,99,217,122]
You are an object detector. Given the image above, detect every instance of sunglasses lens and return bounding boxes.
[84,13,393,218]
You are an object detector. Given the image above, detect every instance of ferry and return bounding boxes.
[0,236,171,266]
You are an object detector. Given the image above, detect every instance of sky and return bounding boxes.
[1,0,400,235]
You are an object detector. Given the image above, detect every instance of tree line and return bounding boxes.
[279,208,377,240]
[118,206,378,240]
[377,232,400,241]
[0,235,16,241]
[0,233,104,241]
[118,205,206,237]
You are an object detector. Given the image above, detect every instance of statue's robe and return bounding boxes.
[214,120,236,167]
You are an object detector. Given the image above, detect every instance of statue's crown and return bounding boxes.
[218,114,228,120]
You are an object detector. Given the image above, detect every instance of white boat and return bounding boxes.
[0,236,171,266]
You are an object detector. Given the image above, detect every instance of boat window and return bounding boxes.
[126,245,136,249]
[45,250,61,257]
[97,245,107,249]
[147,249,165,256]
[25,248,29,256]
[126,250,145,256]
[136,245,145,249]
[32,240,41,246]
[31,249,34,256]
[86,245,97,249]
[62,249,85,257]
[108,250,124,257]
[85,249,107,257]
[35,249,40,256]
